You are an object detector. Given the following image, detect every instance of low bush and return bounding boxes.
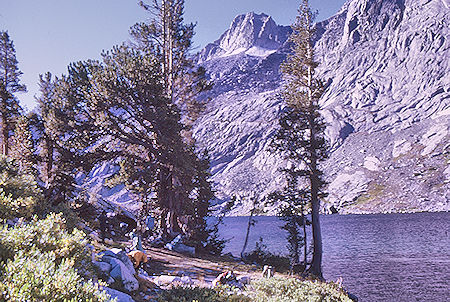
[157,278,353,302]
[249,277,353,302]
[243,238,291,272]
[0,250,111,302]
[0,213,111,301]
[0,213,90,268]
[0,157,43,220]
[157,286,250,302]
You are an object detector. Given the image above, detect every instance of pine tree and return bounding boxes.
[0,31,25,156]
[35,67,102,205]
[274,0,329,278]
[35,72,56,189]
[131,0,198,101]
[10,115,36,176]
[268,166,309,269]
[131,0,213,239]
[186,150,215,248]
[86,46,185,236]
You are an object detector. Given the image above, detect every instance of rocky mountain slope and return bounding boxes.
[192,0,450,214]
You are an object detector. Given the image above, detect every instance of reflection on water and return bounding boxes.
[219,212,450,302]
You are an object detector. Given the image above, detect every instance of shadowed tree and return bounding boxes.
[10,115,36,176]
[35,67,104,205]
[86,46,205,241]
[130,0,213,238]
[268,166,309,270]
[0,31,26,156]
[273,0,329,278]
[35,72,56,189]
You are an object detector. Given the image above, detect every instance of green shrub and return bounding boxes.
[0,213,111,301]
[0,250,111,302]
[157,286,250,302]
[0,213,90,268]
[157,278,353,302]
[249,277,353,302]
[0,156,77,225]
[243,238,291,272]
[0,157,43,220]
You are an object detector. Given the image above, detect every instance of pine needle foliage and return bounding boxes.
[11,115,37,176]
[0,156,42,220]
[273,0,329,278]
[0,31,25,157]
[129,0,214,241]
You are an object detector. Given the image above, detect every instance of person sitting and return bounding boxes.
[129,229,144,252]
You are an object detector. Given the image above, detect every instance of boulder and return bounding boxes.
[237,275,251,285]
[108,258,139,292]
[164,234,182,251]
[136,274,158,291]
[113,249,136,273]
[180,276,193,285]
[164,235,196,256]
[93,261,111,276]
[98,250,117,259]
[348,292,359,302]
[100,249,136,275]
[172,243,196,256]
[104,287,135,302]
[154,275,182,286]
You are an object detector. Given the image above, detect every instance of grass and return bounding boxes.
[354,183,385,207]
[249,277,353,302]
[157,277,354,302]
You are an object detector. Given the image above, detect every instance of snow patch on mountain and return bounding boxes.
[198,12,290,63]
[193,0,450,214]
[83,0,449,215]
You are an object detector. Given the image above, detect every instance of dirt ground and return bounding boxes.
[126,244,268,301]
[144,246,262,284]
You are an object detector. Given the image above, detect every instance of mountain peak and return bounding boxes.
[198,12,291,62]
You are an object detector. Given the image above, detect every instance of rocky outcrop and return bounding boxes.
[192,0,450,214]
[198,12,291,63]
[95,248,139,292]
[82,0,449,215]
[104,288,135,302]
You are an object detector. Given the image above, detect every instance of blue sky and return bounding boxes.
[0,0,346,110]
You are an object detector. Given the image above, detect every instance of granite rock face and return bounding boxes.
[198,12,291,63]
[83,0,449,215]
[192,0,450,214]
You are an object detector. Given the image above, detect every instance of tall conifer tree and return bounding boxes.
[35,72,56,189]
[274,0,328,278]
[35,67,102,205]
[131,0,213,238]
[0,31,25,156]
[11,115,36,175]
[86,46,188,236]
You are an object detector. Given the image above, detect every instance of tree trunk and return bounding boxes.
[45,135,54,188]
[1,112,8,156]
[302,206,308,266]
[309,174,323,278]
[159,165,170,238]
[2,126,8,156]
[309,106,323,278]
[306,37,323,278]
[160,208,169,239]
[240,207,255,259]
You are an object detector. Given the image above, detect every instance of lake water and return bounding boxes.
[218,212,450,302]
